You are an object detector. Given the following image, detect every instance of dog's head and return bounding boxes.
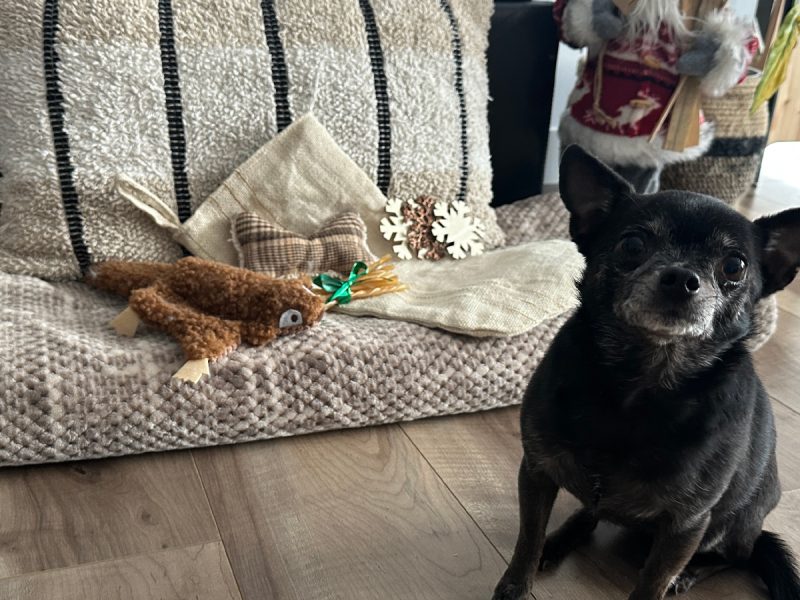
[560,145,800,347]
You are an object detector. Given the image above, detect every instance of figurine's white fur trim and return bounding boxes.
[558,112,713,168]
[562,0,604,52]
[699,9,754,98]
[625,0,688,41]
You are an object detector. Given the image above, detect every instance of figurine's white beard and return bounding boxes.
[624,0,689,40]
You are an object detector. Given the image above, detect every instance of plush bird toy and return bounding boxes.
[87,256,404,382]
[554,0,759,193]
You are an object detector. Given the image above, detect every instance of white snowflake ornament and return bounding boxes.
[380,198,412,260]
[431,202,485,259]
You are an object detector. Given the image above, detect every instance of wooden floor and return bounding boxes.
[2,158,799,599]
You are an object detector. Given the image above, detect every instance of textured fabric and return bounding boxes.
[0,0,501,280]
[497,192,571,246]
[0,195,566,466]
[660,74,769,204]
[118,115,393,266]
[334,239,582,337]
[233,212,376,277]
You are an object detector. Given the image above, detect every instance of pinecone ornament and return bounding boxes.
[402,195,448,260]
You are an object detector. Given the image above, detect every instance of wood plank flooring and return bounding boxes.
[191,426,508,600]
[1,173,799,598]
[0,543,241,600]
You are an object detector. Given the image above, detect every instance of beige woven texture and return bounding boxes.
[0,196,570,467]
[661,74,769,204]
[335,239,582,337]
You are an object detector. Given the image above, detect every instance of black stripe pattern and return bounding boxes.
[261,0,292,132]
[707,136,766,157]
[157,0,192,223]
[439,0,469,203]
[43,0,92,272]
[357,0,392,195]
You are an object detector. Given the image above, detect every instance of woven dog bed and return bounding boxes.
[0,194,571,467]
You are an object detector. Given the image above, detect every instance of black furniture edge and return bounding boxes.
[488,0,559,206]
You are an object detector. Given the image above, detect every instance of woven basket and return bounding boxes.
[660,72,768,205]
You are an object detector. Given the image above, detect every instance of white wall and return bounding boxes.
[541,0,760,186]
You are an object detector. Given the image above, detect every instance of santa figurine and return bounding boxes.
[554,0,759,193]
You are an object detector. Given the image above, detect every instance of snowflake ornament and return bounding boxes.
[380,198,412,260]
[431,202,485,259]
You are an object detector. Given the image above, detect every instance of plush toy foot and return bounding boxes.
[173,358,210,383]
[110,306,141,337]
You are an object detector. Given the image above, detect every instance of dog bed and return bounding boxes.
[0,194,571,466]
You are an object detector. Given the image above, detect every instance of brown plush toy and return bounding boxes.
[86,257,326,382]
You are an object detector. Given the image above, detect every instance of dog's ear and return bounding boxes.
[754,208,800,296]
[559,145,633,252]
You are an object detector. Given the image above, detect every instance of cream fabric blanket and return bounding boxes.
[118,115,582,337]
[337,241,581,336]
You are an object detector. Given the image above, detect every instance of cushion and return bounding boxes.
[233,211,376,277]
[0,194,569,466]
[0,0,501,280]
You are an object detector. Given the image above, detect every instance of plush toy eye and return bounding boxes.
[721,255,746,282]
[620,234,646,257]
[279,309,303,328]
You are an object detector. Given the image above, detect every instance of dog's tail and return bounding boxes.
[749,531,800,600]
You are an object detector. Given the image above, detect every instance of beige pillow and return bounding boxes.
[0,0,501,280]
[233,211,375,277]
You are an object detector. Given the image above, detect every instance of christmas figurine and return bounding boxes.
[554,0,759,193]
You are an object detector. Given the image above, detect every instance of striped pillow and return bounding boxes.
[0,0,501,280]
[233,211,376,277]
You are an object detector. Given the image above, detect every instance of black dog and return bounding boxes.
[493,146,800,600]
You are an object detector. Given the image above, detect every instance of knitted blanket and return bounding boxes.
[0,194,572,466]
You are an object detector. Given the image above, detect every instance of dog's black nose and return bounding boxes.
[660,267,700,300]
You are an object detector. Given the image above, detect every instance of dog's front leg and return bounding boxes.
[628,515,710,600]
[492,458,558,600]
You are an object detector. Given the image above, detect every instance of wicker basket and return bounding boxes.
[660,72,769,205]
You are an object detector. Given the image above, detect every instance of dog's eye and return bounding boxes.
[279,309,303,328]
[620,234,646,257]
[721,256,746,282]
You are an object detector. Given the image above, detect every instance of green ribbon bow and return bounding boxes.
[313,261,368,305]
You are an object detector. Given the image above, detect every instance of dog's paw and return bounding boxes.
[491,578,529,600]
[667,570,698,596]
[538,537,567,572]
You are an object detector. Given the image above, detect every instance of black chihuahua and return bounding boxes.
[493,146,800,600]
